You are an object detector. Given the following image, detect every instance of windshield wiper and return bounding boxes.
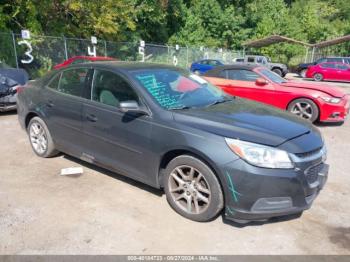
[169,106,192,110]
[206,97,233,107]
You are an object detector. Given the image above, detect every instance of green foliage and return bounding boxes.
[0,0,349,66]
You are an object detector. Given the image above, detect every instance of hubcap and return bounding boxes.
[291,102,313,120]
[29,122,47,154]
[314,74,322,81]
[168,165,211,215]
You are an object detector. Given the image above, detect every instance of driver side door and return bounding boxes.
[219,69,276,105]
[81,69,155,183]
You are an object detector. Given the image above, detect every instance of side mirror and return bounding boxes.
[119,100,149,115]
[255,78,268,86]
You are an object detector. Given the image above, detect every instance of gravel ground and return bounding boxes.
[0,79,350,255]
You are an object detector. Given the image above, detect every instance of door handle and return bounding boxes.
[86,114,98,122]
[46,100,54,108]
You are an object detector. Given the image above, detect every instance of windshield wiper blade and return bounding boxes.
[169,106,192,110]
[206,98,232,107]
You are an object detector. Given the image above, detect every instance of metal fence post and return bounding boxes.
[63,36,68,60]
[104,40,107,57]
[311,47,315,63]
[11,32,19,68]
[304,47,309,63]
[186,45,189,68]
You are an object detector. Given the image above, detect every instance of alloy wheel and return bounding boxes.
[29,122,48,155]
[314,73,323,81]
[168,165,211,215]
[291,102,314,120]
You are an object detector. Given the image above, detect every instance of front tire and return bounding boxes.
[287,98,319,123]
[27,117,59,158]
[163,155,224,222]
[272,68,283,76]
[313,73,323,81]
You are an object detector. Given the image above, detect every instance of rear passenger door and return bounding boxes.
[81,69,154,182]
[41,67,91,155]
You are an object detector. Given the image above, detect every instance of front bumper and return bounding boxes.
[221,153,328,223]
[0,93,17,112]
[318,96,350,123]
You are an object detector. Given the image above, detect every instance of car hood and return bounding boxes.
[173,98,320,147]
[280,81,345,97]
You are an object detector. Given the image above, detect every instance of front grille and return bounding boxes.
[295,147,322,158]
[305,164,323,184]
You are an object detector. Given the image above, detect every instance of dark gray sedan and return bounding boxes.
[17,62,328,223]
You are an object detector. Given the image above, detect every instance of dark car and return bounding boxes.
[297,57,350,78]
[190,59,224,75]
[0,63,29,112]
[17,62,328,224]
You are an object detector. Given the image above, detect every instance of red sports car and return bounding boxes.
[53,56,115,70]
[204,65,349,123]
[306,62,350,82]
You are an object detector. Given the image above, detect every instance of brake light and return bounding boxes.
[15,85,26,94]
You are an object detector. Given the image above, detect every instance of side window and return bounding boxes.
[47,73,61,90]
[218,70,227,78]
[58,68,88,97]
[317,58,326,64]
[91,70,139,107]
[208,60,219,66]
[226,69,260,81]
[327,58,341,63]
[321,63,335,69]
[247,57,255,63]
[256,57,263,64]
[336,64,348,70]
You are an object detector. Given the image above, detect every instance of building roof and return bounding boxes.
[312,35,350,48]
[243,34,350,49]
[243,35,312,48]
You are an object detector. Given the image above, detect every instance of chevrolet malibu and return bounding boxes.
[17,62,328,223]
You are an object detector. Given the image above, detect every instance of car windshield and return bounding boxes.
[260,69,287,84]
[130,69,228,110]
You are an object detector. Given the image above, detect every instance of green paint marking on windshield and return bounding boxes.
[135,74,181,109]
[225,171,241,203]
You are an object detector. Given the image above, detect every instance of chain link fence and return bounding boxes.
[0,32,244,79]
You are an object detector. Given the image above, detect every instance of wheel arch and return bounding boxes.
[158,148,224,191]
[25,112,39,128]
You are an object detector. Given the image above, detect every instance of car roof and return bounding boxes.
[203,64,259,76]
[319,61,349,64]
[69,61,182,71]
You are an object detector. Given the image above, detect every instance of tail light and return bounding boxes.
[15,85,26,94]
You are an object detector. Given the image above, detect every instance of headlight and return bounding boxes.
[320,96,341,104]
[225,138,294,169]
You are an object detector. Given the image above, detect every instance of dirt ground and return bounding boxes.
[1,78,350,255]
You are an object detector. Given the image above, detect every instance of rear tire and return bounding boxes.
[27,117,59,158]
[313,73,323,81]
[287,98,319,123]
[163,155,224,222]
[272,68,283,76]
